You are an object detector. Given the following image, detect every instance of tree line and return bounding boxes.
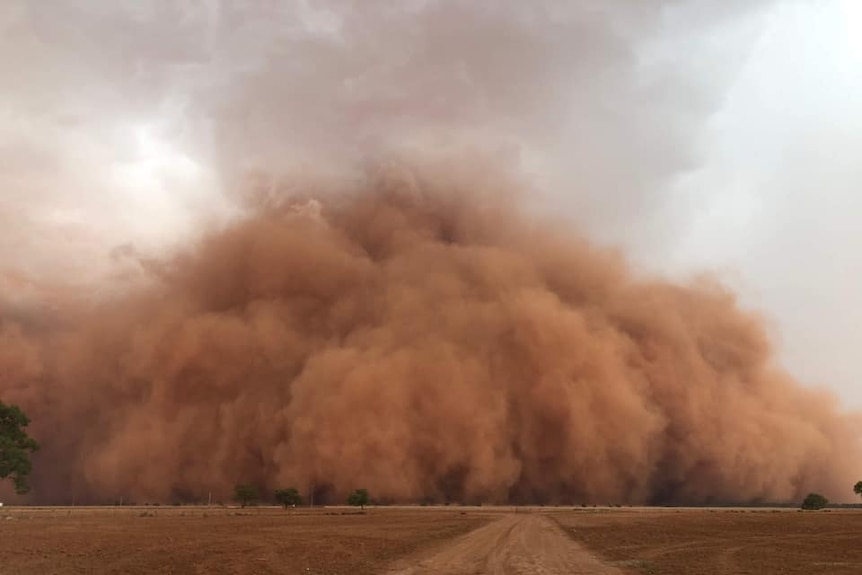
[234,483,370,509]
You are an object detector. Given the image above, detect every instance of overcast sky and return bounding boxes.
[1,0,860,407]
[665,0,862,407]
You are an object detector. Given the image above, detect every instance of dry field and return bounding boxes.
[0,506,491,575]
[552,507,862,575]
[1,505,860,574]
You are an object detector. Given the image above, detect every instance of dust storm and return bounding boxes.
[1,158,858,505]
[1,1,860,506]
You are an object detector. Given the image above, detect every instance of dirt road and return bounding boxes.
[387,513,623,575]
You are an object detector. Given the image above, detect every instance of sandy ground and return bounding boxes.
[387,512,623,575]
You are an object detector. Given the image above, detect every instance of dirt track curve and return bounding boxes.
[387,513,623,575]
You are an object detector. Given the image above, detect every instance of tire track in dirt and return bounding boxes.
[385,513,624,575]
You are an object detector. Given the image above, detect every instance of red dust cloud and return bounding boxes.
[0,159,859,505]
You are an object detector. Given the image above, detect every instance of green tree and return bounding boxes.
[854,481,862,500]
[347,488,369,510]
[800,492,828,510]
[275,487,302,508]
[233,484,258,508]
[0,401,39,494]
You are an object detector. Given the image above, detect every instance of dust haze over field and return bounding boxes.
[1,1,860,504]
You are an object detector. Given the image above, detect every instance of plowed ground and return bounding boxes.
[0,506,491,575]
[552,507,862,575]
[1,506,860,574]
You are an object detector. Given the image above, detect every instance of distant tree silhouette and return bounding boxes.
[233,484,258,508]
[0,401,39,494]
[801,493,828,510]
[854,481,862,500]
[347,488,369,510]
[275,487,302,508]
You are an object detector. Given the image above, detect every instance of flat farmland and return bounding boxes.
[0,506,492,575]
[1,506,860,574]
[552,507,862,575]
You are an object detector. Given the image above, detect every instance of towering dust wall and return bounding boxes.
[0,161,858,504]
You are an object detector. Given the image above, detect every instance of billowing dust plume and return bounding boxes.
[1,158,859,505]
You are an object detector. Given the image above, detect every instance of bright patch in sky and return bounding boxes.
[112,122,200,197]
[840,0,862,60]
[108,122,208,246]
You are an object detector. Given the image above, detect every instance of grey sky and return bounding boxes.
[663,0,862,407]
[1,1,860,406]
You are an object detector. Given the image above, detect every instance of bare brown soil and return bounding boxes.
[0,506,491,575]
[551,507,862,575]
[387,513,622,575]
[2,506,860,574]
